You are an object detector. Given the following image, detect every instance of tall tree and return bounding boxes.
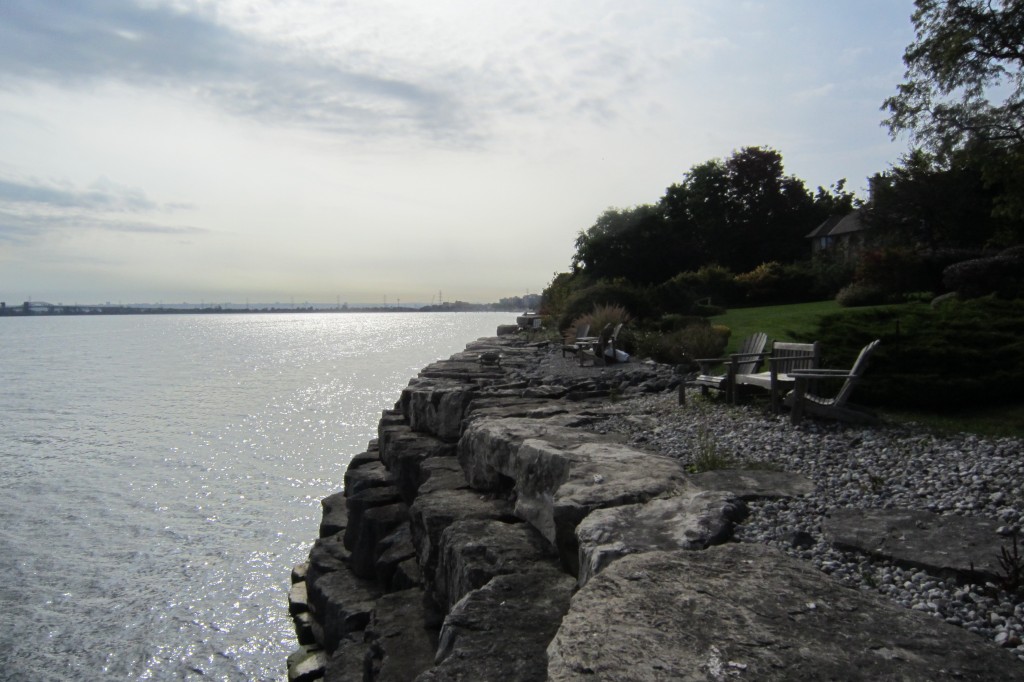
[660,147,823,273]
[884,0,1024,153]
[883,1,1024,221]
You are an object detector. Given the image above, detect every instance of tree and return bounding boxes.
[864,148,1008,248]
[883,0,1024,154]
[659,147,825,273]
[571,205,682,285]
[883,1,1024,222]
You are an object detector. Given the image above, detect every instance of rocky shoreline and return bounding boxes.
[286,329,1024,680]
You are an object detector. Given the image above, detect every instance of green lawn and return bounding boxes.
[710,299,1024,438]
[712,300,852,352]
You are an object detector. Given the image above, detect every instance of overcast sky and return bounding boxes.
[0,0,916,305]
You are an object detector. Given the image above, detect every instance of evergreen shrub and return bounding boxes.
[812,297,1024,410]
[943,246,1024,299]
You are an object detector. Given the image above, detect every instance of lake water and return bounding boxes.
[0,312,511,681]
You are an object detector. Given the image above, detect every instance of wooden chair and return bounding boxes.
[561,323,594,358]
[733,341,820,412]
[786,339,882,424]
[684,332,768,404]
[579,323,624,367]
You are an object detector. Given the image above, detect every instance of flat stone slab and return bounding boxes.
[688,468,815,500]
[575,488,747,586]
[823,508,1007,582]
[547,544,1023,681]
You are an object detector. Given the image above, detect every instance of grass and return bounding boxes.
[879,403,1024,439]
[711,299,905,353]
[708,299,1024,438]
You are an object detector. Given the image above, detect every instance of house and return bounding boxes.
[806,212,870,259]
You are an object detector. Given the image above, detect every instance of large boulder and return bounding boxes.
[688,468,815,500]
[547,544,1023,681]
[364,588,438,682]
[401,378,478,441]
[434,518,559,610]
[575,487,747,586]
[419,566,576,682]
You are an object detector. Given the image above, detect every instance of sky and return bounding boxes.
[0,0,918,306]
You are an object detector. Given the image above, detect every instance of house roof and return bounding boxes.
[806,212,867,239]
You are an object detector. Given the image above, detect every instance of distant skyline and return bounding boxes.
[0,0,917,305]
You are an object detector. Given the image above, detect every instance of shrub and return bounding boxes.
[669,265,741,306]
[943,246,1024,299]
[734,261,817,305]
[836,281,888,307]
[557,282,652,331]
[811,297,1024,410]
[629,320,726,365]
[678,322,729,359]
[570,304,631,341]
[650,275,698,317]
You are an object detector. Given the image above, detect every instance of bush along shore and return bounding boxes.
[285,328,1024,681]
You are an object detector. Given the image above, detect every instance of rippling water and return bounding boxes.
[0,312,510,681]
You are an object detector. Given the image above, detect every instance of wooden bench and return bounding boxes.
[733,341,820,412]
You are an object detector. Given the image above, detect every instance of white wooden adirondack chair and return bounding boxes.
[785,339,882,424]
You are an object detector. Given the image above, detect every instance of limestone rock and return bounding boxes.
[419,566,576,682]
[457,416,600,491]
[688,468,815,500]
[376,423,457,503]
[575,488,747,586]
[373,524,417,590]
[364,589,438,682]
[343,485,401,551]
[342,460,391,497]
[319,491,348,538]
[823,508,1006,582]
[287,644,326,682]
[547,544,1023,681]
[348,502,408,580]
[324,637,370,682]
[408,486,513,592]
[305,567,381,654]
[402,379,477,441]
[435,518,559,610]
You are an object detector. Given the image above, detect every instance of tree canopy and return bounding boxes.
[570,147,842,285]
[883,0,1024,155]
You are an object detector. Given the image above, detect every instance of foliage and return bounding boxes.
[943,245,1024,298]
[836,281,889,307]
[569,304,632,342]
[556,281,650,331]
[659,147,831,273]
[687,425,735,473]
[669,264,741,306]
[863,149,1016,249]
[571,205,682,285]
[733,261,818,305]
[812,297,1024,410]
[540,271,578,322]
[883,1,1024,221]
[650,274,698,316]
[629,321,727,365]
[809,253,858,298]
[883,0,1024,159]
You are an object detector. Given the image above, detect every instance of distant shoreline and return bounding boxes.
[0,303,525,317]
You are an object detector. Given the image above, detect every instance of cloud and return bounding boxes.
[0,174,204,244]
[0,0,468,140]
